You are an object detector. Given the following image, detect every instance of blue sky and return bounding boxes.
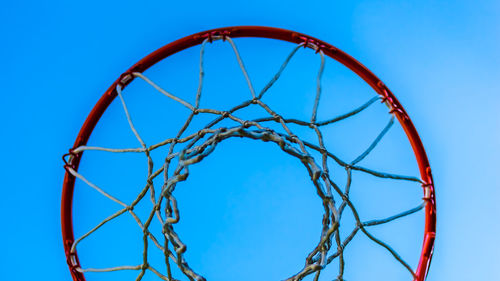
[1,1,499,280]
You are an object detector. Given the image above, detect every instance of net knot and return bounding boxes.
[222,111,230,118]
[289,134,298,142]
[175,244,187,254]
[337,244,345,253]
[271,113,282,121]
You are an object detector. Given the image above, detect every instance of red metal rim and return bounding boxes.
[62,26,436,281]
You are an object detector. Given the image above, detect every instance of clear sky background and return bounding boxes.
[1,1,499,281]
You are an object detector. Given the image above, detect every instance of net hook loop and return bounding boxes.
[63,149,78,172]
[201,30,231,43]
[296,35,335,54]
[117,71,135,88]
[378,81,409,120]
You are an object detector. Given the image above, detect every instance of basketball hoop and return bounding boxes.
[62,26,436,281]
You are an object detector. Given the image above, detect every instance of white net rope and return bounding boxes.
[65,36,425,281]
